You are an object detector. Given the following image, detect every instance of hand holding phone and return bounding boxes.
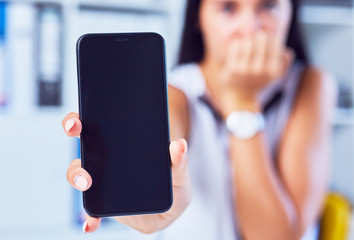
[61,33,192,233]
[63,115,191,233]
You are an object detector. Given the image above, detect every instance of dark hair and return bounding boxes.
[178,0,308,65]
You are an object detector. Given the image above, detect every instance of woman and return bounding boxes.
[62,0,337,239]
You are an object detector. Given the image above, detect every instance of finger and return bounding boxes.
[252,31,267,76]
[237,36,253,76]
[66,159,92,191]
[242,36,254,65]
[221,40,240,85]
[83,216,101,234]
[62,112,82,137]
[282,48,295,77]
[267,34,282,80]
[225,40,241,71]
[170,139,189,188]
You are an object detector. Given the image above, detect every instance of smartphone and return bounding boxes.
[76,33,172,217]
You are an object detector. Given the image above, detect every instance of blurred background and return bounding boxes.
[0,0,353,239]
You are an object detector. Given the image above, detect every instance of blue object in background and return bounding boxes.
[73,138,85,226]
[0,1,8,109]
[0,2,6,39]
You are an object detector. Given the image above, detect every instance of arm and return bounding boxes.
[230,68,336,239]
[277,68,336,235]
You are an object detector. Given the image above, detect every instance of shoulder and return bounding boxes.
[168,83,190,141]
[301,66,337,101]
[168,84,188,108]
[167,63,200,141]
[297,66,337,108]
[167,63,196,122]
[168,63,195,108]
[289,66,337,126]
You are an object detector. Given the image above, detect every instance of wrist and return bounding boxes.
[221,94,261,120]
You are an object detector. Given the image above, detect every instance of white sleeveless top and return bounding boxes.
[156,62,318,240]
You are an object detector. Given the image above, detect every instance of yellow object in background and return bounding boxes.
[319,193,352,240]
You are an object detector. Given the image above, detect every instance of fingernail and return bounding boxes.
[83,220,88,234]
[65,119,76,132]
[75,175,88,190]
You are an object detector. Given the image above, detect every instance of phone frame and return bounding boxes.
[76,32,173,217]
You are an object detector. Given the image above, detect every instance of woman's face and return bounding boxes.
[199,0,292,64]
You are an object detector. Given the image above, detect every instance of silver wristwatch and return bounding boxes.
[226,111,265,139]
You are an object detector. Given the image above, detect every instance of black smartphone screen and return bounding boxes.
[77,33,172,217]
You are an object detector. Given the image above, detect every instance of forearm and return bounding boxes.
[230,134,300,240]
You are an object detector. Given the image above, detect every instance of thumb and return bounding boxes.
[169,139,189,188]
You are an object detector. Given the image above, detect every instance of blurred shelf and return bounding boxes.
[12,0,69,6]
[78,1,168,15]
[333,108,354,126]
[303,0,352,7]
[300,5,353,26]
[9,0,169,14]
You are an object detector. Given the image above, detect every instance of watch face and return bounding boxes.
[226,111,265,139]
